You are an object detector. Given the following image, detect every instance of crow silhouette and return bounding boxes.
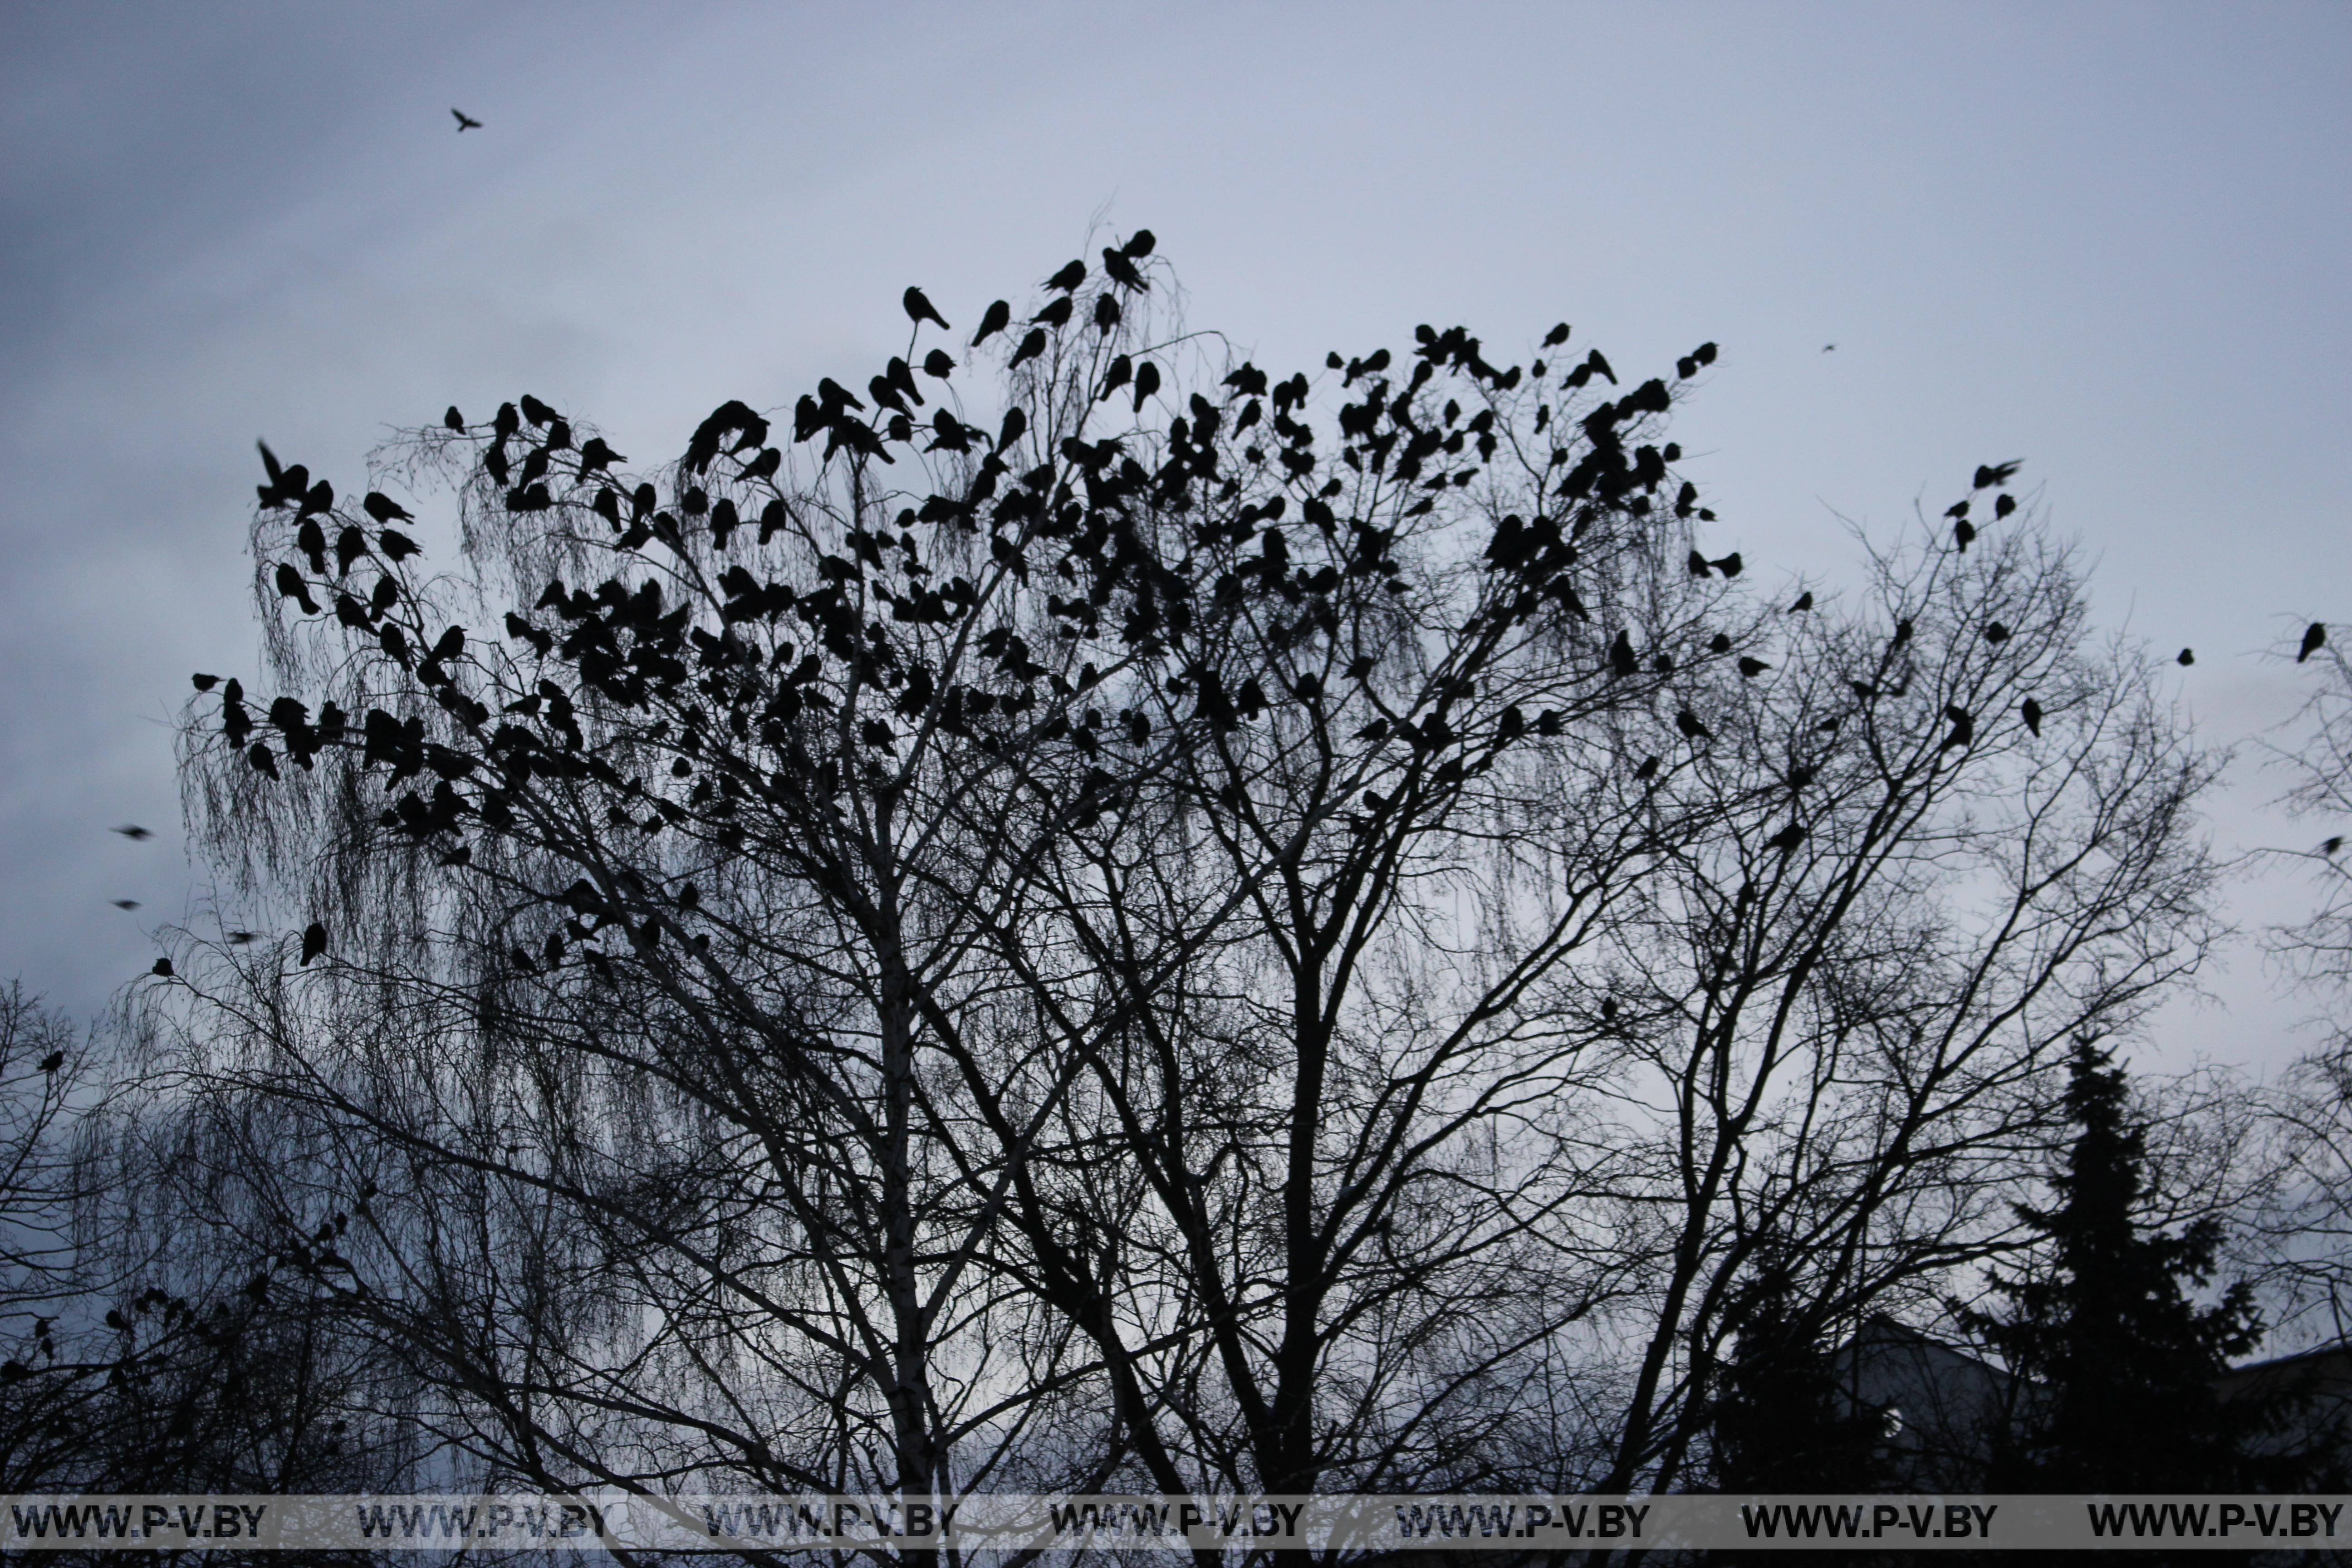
[39,1051,63,1073]
[1045,260,1086,293]
[112,899,140,910]
[577,436,625,477]
[1008,328,1048,370]
[113,824,154,841]
[972,299,1011,347]
[922,348,955,378]
[1973,461,2022,490]
[902,287,950,331]
[1101,247,1147,291]
[452,108,482,132]
[2177,648,2195,666]
[1032,296,1073,329]
[301,922,328,966]
[1789,591,1814,612]
[1609,630,1638,679]
[2301,622,2328,664]
[275,564,320,615]
[1737,657,1770,679]
[1676,708,1710,740]
[444,405,465,431]
[1942,704,1974,750]
[254,440,299,506]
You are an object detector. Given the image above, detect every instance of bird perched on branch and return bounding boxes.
[2301,622,2328,664]
[903,287,950,331]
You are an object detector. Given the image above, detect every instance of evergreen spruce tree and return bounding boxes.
[1960,1039,2269,1492]
[1712,1245,1889,1493]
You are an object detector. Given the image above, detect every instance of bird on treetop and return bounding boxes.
[2300,622,2328,664]
[903,287,950,331]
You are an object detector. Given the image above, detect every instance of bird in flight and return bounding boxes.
[452,108,483,132]
[113,824,153,841]
[111,900,141,911]
[1822,343,1837,353]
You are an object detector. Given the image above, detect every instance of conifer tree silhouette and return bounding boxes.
[1960,1039,2271,1491]
[1712,1243,1888,1493]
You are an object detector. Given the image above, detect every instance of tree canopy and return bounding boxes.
[92,233,2226,1514]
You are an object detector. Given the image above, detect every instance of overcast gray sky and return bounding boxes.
[4,2,2346,1069]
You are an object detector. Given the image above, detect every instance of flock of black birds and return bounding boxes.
[79,229,2345,985]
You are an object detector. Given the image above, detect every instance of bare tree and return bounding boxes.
[0,985,105,1487]
[1580,519,2224,1492]
[2246,625,2352,1340]
[139,235,2226,1539]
